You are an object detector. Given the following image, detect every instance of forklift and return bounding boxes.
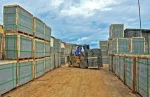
[68,44,88,68]
[68,44,102,69]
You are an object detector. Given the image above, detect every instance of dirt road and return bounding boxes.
[2,64,138,97]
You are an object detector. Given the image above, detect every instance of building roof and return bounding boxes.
[124,28,150,33]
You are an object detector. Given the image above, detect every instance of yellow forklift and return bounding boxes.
[68,44,88,69]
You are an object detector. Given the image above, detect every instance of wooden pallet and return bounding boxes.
[4,30,34,37]
[5,57,33,60]
[33,58,45,79]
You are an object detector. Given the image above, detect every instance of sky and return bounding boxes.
[0,0,150,48]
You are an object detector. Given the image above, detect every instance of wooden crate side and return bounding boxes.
[4,5,33,35]
[45,57,51,73]
[45,24,51,42]
[136,57,150,97]
[34,58,45,78]
[131,37,145,54]
[33,17,45,40]
[34,38,45,58]
[124,56,137,91]
[45,41,50,57]
[119,56,125,81]
[17,59,33,86]
[4,4,33,16]
[5,33,33,59]
[0,61,17,95]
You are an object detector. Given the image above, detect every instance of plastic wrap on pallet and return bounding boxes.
[33,17,45,39]
[5,34,33,59]
[3,5,33,35]
[35,39,44,58]
[136,58,150,97]
[88,57,102,67]
[119,56,124,81]
[131,37,145,54]
[0,61,17,95]
[88,49,102,67]
[35,58,45,78]
[88,49,102,57]
[45,57,50,72]
[109,24,124,38]
[17,60,33,86]
[45,25,51,41]
[125,57,133,89]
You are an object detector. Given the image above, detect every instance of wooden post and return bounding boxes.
[132,57,137,93]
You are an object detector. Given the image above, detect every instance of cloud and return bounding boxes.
[60,0,120,17]
[0,0,150,48]
[77,37,89,42]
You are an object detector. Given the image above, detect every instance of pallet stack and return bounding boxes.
[108,24,145,56]
[61,42,67,65]
[109,54,150,97]
[88,49,103,68]
[51,37,61,69]
[33,17,51,78]
[0,4,68,96]
[99,41,108,64]
[108,24,148,97]
[0,4,52,95]
[124,29,150,54]
[0,5,35,95]
[3,5,35,87]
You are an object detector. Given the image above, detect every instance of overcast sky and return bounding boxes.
[0,0,150,48]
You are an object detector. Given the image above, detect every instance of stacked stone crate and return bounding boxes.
[50,36,55,69]
[0,4,52,95]
[33,17,51,78]
[2,5,35,95]
[108,24,124,71]
[124,29,149,54]
[108,24,148,96]
[52,37,61,68]
[88,49,103,68]
[99,41,108,64]
[61,42,67,65]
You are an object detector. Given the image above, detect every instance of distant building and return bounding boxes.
[124,28,150,54]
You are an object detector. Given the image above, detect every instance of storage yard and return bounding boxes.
[0,3,149,97]
[2,65,138,97]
